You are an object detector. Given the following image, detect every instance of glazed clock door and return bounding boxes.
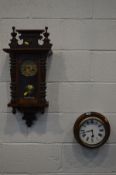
[16,54,40,105]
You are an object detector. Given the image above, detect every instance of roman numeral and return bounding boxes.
[98,133,102,137]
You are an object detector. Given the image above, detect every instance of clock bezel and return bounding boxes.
[73,112,110,148]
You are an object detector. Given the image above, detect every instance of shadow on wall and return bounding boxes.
[62,143,111,172]
[4,112,28,138]
[46,51,67,113]
[47,51,68,82]
[0,52,10,82]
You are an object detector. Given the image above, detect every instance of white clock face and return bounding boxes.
[79,117,106,146]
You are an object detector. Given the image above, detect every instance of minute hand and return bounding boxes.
[80,130,93,134]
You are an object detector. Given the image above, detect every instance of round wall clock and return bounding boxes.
[73,112,110,148]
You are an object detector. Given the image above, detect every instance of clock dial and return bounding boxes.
[79,117,105,146]
[73,112,110,148]
[21,60,37,77]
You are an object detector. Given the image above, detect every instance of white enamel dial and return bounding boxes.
[79,117,105,146]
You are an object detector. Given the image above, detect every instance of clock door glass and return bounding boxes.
[18,60,38,99]
[79,117,105,146]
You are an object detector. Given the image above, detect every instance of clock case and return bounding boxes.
[73,112,110,148]
[3,26,52,127]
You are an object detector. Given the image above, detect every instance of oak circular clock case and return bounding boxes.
[73,112,110,148]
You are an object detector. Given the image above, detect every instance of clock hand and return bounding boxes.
[81,129,95,138]
[91,129,94,138]
[80,130,93,134]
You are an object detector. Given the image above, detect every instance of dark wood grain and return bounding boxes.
[3,26,52,127]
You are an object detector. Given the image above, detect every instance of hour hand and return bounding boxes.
[91,129,94,137]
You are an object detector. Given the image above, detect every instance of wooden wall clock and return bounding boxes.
[73,112,110,148]
[3,26,52,127]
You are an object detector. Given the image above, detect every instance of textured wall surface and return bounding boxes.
[0,0,116,174]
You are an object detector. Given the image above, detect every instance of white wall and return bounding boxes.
[0,0,116,174]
